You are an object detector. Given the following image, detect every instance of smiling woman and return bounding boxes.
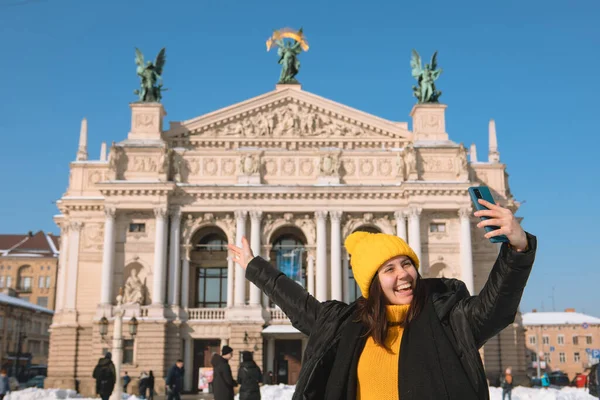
[229,200,537,400]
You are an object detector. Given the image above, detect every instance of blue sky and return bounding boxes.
[1,0,599,317]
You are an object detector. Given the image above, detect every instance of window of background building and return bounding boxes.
[43,342,49,356]
[38,277,44,288]
[348,266,361,303]
[573,336,579,345]
[543,335,549,345]
[0,276,4,288]
[559,352,566,363]
[544,352,551,363]
[429,223,446,233]
[574,352,580,362]
[28,340,40,354]
[529,336,536,345]
[46,276,51,288]
[21,277,32,291]
[531,353,538,362]
[587,336,593,345]
[558,335,565,345]
[6,277,11,287]
[129,223,146,233]
[37,297,48,308]
[123,340,134,364]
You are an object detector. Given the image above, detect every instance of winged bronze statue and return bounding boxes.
[134,47,166,102]
[410,49,442,103]
[267,27,308,84]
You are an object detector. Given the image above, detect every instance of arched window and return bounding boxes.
[272,235,306,287]
[195,232,228,308]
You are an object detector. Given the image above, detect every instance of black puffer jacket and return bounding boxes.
[211,353,236,400]
[246,233,537,400]
[92,357,116,396]
[238,357,263,400]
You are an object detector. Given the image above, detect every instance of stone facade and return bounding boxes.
[47,84,527,395]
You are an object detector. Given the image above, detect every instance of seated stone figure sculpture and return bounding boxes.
[123,269,145,304]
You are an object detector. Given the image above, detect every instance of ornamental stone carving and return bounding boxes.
[262,213,317,246]
[299,158,314,176]
[395,152,405,181]
[239,154,261,176]
[181,213,235,245]
[158,148,173,180]
[82,223,104,251]
[456,143,468,179]
[132,157,158,173]
[318,153,341,177]
[195,103,385,139]
[404,143,417,179]
[342,214,395,237]
[107,142,124,180]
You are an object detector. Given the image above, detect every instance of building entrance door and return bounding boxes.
[192,339,221,393]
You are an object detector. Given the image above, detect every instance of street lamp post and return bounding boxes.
[110,292,125,400]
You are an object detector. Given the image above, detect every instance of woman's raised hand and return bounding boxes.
[227,236,255,270]
[474,199,528,252]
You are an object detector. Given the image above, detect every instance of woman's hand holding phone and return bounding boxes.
[474,199,528,252]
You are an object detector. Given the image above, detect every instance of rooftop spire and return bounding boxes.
[76,118,88,161]
[488,119,500,163]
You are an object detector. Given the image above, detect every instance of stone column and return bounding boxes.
[266,338,275,378]
[307,250,315,297]
[100,207,117,305]
[181,245,191,308]
[227,255,234,307]
[234,210,248,306]
[315,211,328,301]
[55,223,69,312]
[152,206,168,305]
[168,208,181,306]
[249,211,263,306]
[407,208,422,267]
[184,338,193,392]
[342,251,350,304]
[330,211,343,301]
[394,210,408,241]
[65,221,83,310]
[459,207,475,294]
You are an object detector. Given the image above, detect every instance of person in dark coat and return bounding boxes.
[166,360,185,400]
[211,346,237,400]
[147,370,155,400]
[92,352,116,400]
[228,198,537,400]
[237,351,263,400]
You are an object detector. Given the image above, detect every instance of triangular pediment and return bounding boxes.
[166,86,411,141]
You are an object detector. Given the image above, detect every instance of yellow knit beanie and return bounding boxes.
[345,231,420,298]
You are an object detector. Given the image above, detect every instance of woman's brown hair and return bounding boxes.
[355,260,427,350]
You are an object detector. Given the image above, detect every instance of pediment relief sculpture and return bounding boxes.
[184,103,400,140]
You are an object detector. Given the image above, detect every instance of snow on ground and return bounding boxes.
[237,385,598,400]
[5,388,141,400]
[7,386,598,400]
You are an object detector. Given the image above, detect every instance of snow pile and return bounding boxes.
[233,385,598,400]
[5,389,141,400]
[234,384,296,400]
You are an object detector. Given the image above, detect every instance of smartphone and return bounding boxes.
[468,186,509,243]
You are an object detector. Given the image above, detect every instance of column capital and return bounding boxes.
[394,210,407,220]
[329,210,343,222]
[249,210,263,221]
[69,221,84,232]
[235,210,249,221]
[458,206,472,219]
[408,207,423,217]
[154,206,168,218]
[315,210,328,220]
[104,206,117,218]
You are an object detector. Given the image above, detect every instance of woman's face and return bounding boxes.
[376,255,418,305]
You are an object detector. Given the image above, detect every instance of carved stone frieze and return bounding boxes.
[82,223,104,251]
[261,213,317,246]
[342,213,394,237]
[191,102,384,139]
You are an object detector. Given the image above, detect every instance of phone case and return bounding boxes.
[468,186,509,243]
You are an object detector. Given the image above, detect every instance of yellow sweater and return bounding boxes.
[357,304,410,400]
